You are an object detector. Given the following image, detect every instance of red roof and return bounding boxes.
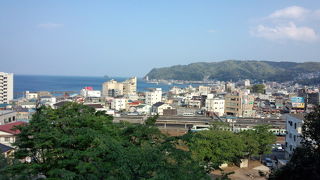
[0,121,27,135]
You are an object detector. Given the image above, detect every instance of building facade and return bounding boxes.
[284,114,304,159]
[145,88,162,106]
[205,98,225,116]
[0,72,13,104]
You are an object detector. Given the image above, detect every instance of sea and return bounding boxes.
[14,75,194,98]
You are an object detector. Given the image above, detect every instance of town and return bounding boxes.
[1,71,315,178]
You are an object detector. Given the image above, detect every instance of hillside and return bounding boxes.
[145,60,320,82]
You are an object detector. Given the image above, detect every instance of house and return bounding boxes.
[152,102,173,116]
[0,121,26,147]
[136,104,152,115]
[0,143,13,157]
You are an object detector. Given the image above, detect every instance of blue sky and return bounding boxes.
[1,0,320,77]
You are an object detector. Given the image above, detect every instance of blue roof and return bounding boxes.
[0,143,13,153]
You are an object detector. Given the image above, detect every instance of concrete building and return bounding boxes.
[80,87,101,98]
[25,91,38,100]
[111,98,127,111]
[224,92,254,117]
[151,102,173,116]
[102,80,124,97]
[205,98,225,116]
[123,77,137,95]
[102,77,137,97]
[284,114,304,159]
[0,72,13,104]
[0,111,17,125]
[145,88,162,106]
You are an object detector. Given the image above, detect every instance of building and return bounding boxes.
[102,77,137,97]
[151,102,173,116]
[205,98,225,116]
[111,98,127,111]
[0,121,26,147]
[102,79,124,97]
[224,92,254,117]
[80,87,101,98]
[284,114,304,159]
[0,110,17,125]
[25,91,38,100]
[0,72,13,104]
[145,88,162,106]
[123,77,137,95]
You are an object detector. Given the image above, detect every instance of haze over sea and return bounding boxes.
[14,75,192,98]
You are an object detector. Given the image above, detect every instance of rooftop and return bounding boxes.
[0,121,27,134]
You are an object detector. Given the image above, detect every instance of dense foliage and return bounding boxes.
[2,103,208,180]
[1,103,277,179]
[146,60,320,82]
[270,106,320,180]
[250,84,265,94]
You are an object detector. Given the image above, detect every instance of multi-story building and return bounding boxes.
[102,80,124,97]
[102,77,137,97]
[284,114,304,159]
[0,72,13,104]
[123,77,137,95]
[205,98,225,116]
[80,87,101,98]
[0,111,17,125]
[111,98,127,111]
[224,92,254,117]
[145,88,162,106]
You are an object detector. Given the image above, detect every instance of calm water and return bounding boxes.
[14,75,193,97]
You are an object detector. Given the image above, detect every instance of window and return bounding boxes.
[4,137,10,142]
[294,123,297,129]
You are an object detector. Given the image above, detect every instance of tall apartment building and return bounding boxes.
[102,77,137,97]
[0,72,13,104]
[123,77,137,95]
[145,88,162,106]
[224,92,254,117]
[102,80,124,97]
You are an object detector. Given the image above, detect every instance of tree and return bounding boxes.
[187,130,245,172]
[251,84,265,94]
[239,130,259,159]
[5,103,209,179]
[253,125,276,161]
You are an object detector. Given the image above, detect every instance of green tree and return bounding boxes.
[253,125,276,161]
[5,103,209,180]
[251,84,265,94]
[187,130,245,172]
[239,129,259,159]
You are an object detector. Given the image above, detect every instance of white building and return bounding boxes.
[0,111,17,125]
[152,102,173,116]
[25,91,38,100]
[205,98,225,116]
[40,96,57,107]
[80,87,101,98]
[0,72,13,104]
[111,98,127,111]
[145,88,162,106]
[284,114,304,159]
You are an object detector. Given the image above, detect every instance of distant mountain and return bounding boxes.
[145,60,320,82]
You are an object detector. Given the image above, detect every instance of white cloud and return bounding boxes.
[38,23,63,29]
[269,6,310,20]
[252,22,318,42]
[208,29,216,33]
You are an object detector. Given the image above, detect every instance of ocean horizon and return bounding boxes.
[13,74,193,98]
